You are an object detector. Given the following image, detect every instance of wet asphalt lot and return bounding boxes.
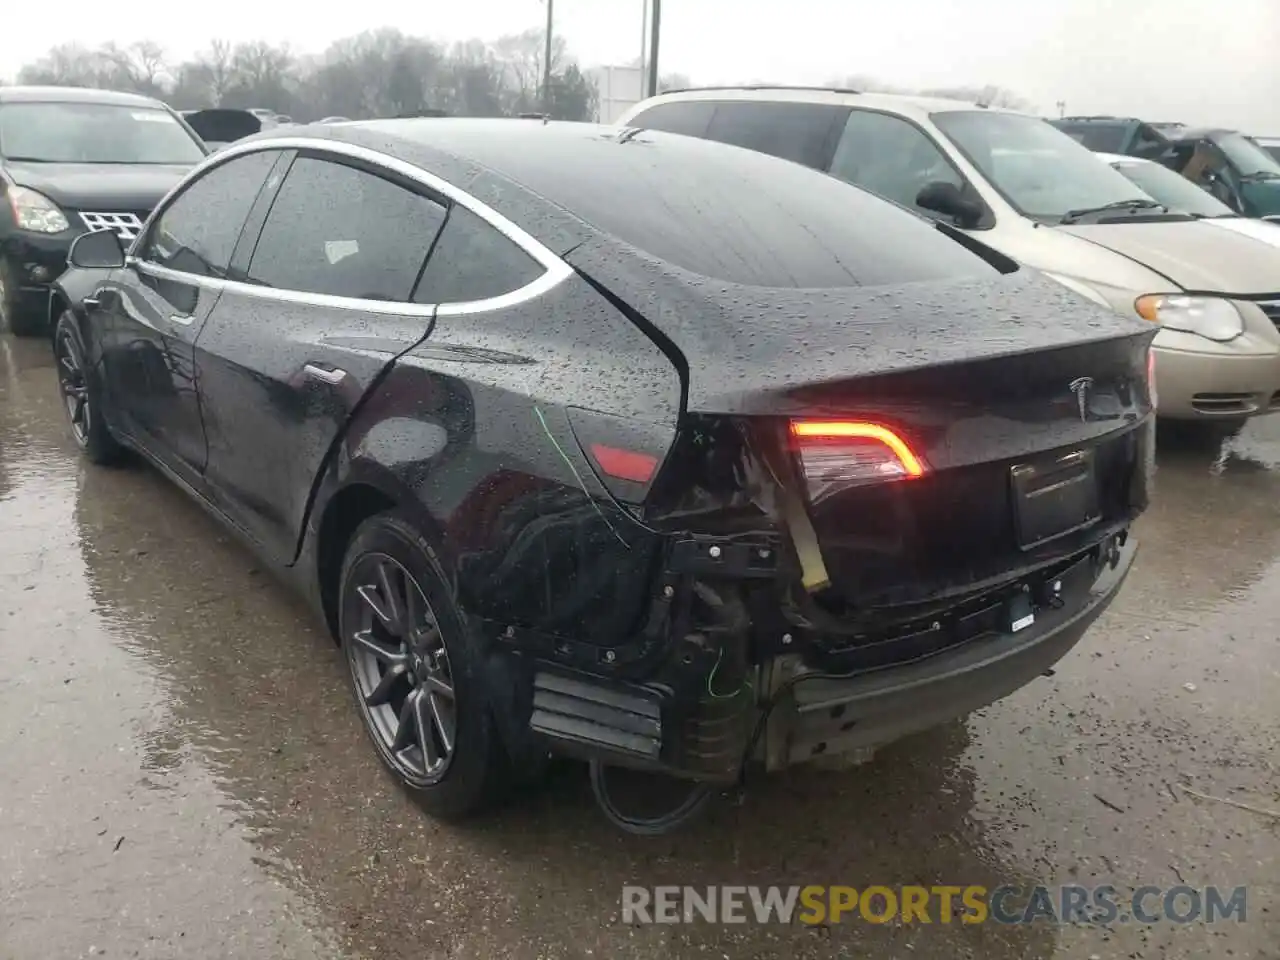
[0,332,1277,960]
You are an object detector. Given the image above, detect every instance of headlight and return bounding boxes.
[1134,294,1243,342]
[7,186,70,233]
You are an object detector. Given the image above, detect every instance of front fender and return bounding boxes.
[49,265,115,326]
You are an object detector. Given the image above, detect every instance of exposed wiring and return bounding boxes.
[736,666,868,786]
[705,644,752,700]
[588,759,714,836]
[588,665,871,834]
[533,405,629,547]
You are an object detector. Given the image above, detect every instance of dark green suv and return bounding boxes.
[1161,129,1280,220]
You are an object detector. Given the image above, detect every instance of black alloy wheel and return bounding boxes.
[338,512,508,817]
[53,312,121,463]
[347,550,458,783]
[56,328,93,447]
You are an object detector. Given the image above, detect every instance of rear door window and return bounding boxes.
[246,155,447,301]
[829,110,966,215]
[702,101,848,169]
[413,204,543,304]
[626,101,717,139]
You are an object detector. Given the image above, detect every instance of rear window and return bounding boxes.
[440,126,999,289]
[626,101,716,138]
[1054,122,1128,153]
[701,101,848,169]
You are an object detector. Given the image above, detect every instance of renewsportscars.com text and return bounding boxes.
[621,884,1248,926]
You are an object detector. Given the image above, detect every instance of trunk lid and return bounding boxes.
[572,248,1155,613]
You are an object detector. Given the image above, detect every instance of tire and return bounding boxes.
[0,259,47,337]
[53,311,123,464]
[338,510,509,819]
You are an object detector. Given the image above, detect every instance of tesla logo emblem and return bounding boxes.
[1068,377,1093,422]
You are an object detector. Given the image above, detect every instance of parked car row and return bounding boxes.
[9,83,1156,831]
[618,88,1280,426]
[1050,115,1280,221]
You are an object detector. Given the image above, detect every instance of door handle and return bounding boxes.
[302,363,347,384]
[169,314,194,326]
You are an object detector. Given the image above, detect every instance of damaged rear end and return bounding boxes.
[524,256,1154,792]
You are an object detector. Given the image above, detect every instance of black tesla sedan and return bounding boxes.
[50,119,1154,831]
[0,86,209,336]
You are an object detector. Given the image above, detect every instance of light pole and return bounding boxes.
[542,0,554,116]
[646,0,661,97]
[639,0,648,97]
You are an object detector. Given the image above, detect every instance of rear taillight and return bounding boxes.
[588,444,658,484]
[567,407,675,504]
[789,420,925,501]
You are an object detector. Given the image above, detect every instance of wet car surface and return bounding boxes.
[1,334,1276,959]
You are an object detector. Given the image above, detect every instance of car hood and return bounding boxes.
[4,161,194,211]
[1055,220,1280,294]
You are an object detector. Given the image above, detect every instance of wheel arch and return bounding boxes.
[312,461,450,644]
[47,289,70,346]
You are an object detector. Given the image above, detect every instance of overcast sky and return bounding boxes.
[5,0,1279,132]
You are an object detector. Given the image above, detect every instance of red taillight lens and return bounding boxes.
[1147,347,1158,408]
[589,443,658,484]
[566,406,674,504]
[790,420,925,500]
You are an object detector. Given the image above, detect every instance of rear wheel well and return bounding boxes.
[316,482,397,642]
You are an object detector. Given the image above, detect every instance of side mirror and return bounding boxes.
[68,229,126,269]
[916,181,985,228]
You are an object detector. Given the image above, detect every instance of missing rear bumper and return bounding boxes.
[523,532,1136,781]
[760,533,1136,770]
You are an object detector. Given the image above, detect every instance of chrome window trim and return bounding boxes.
[131,134,574,316]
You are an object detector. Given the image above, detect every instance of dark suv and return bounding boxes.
[0,86,208,336]
[1048,116,1172,159]
[1159,128,1280,220]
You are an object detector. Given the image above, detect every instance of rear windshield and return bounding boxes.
[435,125,999,289]
[1054,122,1128,153]
[0,102,206,164]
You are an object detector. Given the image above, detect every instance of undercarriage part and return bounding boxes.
[529,671,663,762]
[588,759,714,836]
[781,488,830,593]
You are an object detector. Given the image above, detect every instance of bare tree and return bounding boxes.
[18,43,105,87]
[183,40,237,106]
[920,84,1029,110]
[493,28,567,112]
[221,41,297,113]
[658,71,691,92]
[23,35,1043,125]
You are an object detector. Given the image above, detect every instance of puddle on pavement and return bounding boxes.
[2,335,1277,959]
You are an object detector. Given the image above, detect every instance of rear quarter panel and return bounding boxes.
[310,273,683,645]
